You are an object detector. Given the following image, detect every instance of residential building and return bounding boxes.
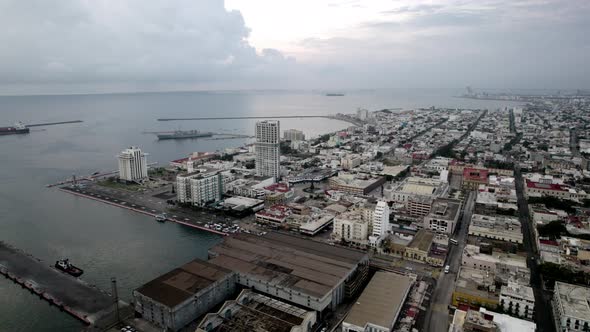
[342,272,413,332]
[333,209,370,246]
[255,120,280,180]
[341,155,362,170]
[553,281,590,332]
[118,146,148,182]
[283,128,305,141]
[176,169,223,207]
[462,168,488,190]
[449,308,536,332]
[369,201,390,246]
[499,282,535,320]
[423,198,462,235]
[452,266,499,310]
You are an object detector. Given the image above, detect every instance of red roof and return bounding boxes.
[526,180,567,192]
[264,183,290,193]
[463,168,488,182]
[540,239,559,246]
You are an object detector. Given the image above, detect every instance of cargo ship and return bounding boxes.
[0,122,29,135]
[325,93,345,96]
[157,130,213,140]
[55,259,84,277]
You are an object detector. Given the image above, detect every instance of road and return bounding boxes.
[514,165,556,332]
[423,191,475,332]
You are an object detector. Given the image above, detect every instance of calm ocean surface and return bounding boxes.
[0,89,521,332]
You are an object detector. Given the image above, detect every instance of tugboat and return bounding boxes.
[54,259,84,277]
[155,213,167,222]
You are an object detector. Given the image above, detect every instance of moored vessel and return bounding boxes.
[0,122,29,136]
[54,259,84,277]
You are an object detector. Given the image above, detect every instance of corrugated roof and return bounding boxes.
[344,272,412,329]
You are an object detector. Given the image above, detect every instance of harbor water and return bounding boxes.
[0,89,522,331]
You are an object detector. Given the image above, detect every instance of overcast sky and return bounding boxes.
[0,0,589,94]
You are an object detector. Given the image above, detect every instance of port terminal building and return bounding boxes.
[133,232,369,331]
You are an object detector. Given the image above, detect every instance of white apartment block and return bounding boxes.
[370,201,390,246]
[283,128,305,141]
[333,210,370,246]
[255,120,280,180]
[176,170,223,207]
[499,282,535,320]
[553,282,590,332]
[423,198,462,235]
[118,146,148,182]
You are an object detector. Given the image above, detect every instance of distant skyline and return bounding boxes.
[0,0,589,94]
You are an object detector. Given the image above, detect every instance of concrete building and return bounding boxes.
[284,128,306,141]
[342,272,413,332]
[133,259,236,331]
[341,155,362,170]
[553,281,590,332]
[176,169,223,207]
[461,245,530,285]
[452,266,499,310]
[462,168,488,190]
[525,180,589,201]
[333,209,370,246]
[404,230,446,267]
[208,232,369,313]
[449,308,536,332]
[328,172,386,195]
[387,177,449,203]
[369,201,390,246]
[196,289,317,332]
[118,146,148,182]
[499,282,535,320]
[469,214,523,244]
[255,120,281,180]
[423,198,462,235]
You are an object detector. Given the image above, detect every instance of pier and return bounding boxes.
[25,120,83,127]
[157,115,364,126]
[0,241,128,327]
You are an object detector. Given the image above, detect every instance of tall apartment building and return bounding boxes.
[370,201,390,246]
[176,169,223,207]
[283,128,305,141]
[118,146,148,182]
[333,210,370,246]
[255,120,281,180]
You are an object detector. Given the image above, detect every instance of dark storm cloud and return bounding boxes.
[0,0,292,89]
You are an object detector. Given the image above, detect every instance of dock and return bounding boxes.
[25,120,83,128]
[58,186,228,236]
[0,241,128,327]
[157,115,364,126]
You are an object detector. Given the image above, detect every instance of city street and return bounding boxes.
[423,191,475,332]
[514,166,556,332]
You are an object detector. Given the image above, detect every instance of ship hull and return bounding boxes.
[0,128,30,135]
[157,133,213,140]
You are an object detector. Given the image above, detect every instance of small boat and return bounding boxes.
[55,259,84,277]
[155,213,167,222]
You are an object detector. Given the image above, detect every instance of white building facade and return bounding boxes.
[499,282,535,320]
[370,201,390,246]
[176,170,223,207]
[333,210,369,246]
[553,282,590,332]
[118,146,148,182]
[255,120,281,180]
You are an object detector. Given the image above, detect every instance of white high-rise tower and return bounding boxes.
[370,201,390,246]
[118,146,148,182]
[255,120,280,180]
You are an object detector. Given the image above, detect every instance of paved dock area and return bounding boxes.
[0,241,126,327]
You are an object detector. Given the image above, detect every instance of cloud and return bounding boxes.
[0,0,293,92]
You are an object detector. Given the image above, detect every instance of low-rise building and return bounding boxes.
[449,308,536,332]
[469,214,523,244]
[423,198,462,235]
[553,281,590,332]
[452,266,499,310]
[328,172,385,195]
[462,168,488,190]
[196,289,316,332]
[342,272,413,332]
[404,229,446,266]
[499,282,535,320]
[461,245,529,285]
[255,205,291,224]
[133,259,236,331]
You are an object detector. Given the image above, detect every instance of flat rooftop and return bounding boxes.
[427,198,461,221]
[208,232,367,299]
[554,281,590,321]
[407,229,434,252]
[344,272,413,329]
[135,259,233,308]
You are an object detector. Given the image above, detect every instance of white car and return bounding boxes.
[444,265,450,274]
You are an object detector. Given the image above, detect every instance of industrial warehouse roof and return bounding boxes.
[208,232,367,299]
[135,259,233,308]
[344,272,413,329]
